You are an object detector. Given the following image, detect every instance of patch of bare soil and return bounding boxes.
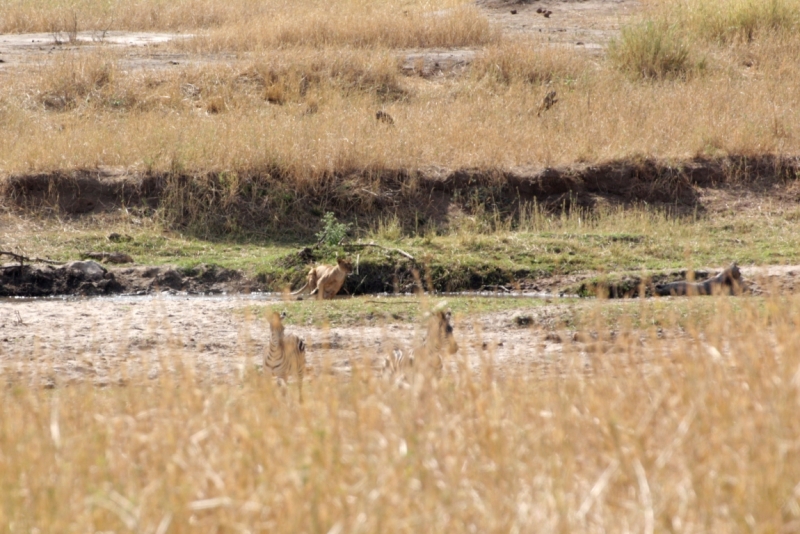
[0,31,192,76]
[478,0,640,52]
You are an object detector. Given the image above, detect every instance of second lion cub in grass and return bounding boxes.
[384,306,459,376]
[291,257,353,300]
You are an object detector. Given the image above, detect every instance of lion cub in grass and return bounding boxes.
[384,305,459,377]
[291,257,353,300]
[655,262,743,296]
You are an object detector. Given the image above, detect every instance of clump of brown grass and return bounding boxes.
[471,39,590,86]
[35,52,117,111]
[22,48,405,117]
[242,49,406,103]
[607,21,697,80]
[0,0,269,33]
[1,295,800,531]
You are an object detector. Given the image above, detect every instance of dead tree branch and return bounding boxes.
[345,242,415,261]
[0,250,64,266]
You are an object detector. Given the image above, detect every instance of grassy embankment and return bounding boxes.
[1,0,800,287]
[3,198,800,292]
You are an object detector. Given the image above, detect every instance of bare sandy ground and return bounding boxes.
[0,294,574,386]
[2,262,797,387]
[479,0,640,51]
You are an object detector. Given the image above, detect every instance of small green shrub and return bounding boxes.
[608,21,692,80]
[316,212,351,246]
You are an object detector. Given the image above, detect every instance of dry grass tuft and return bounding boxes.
[36,52,118,111]
[607,21,696,80]
[189,3,498,52]
[471,40,590,85]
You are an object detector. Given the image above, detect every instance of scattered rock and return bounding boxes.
[65,260,106,281]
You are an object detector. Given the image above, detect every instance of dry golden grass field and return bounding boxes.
[3,0,800,532]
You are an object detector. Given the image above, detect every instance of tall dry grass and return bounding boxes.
[2,295,800,531]
[2,37,798,176]
[612,0,800,79]
[0,0,496,49]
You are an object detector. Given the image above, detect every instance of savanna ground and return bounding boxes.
[3,0,800,531]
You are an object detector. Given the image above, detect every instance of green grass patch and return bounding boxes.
[5,201,800,294]
[241,294,567,328]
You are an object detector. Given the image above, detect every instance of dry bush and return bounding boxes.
[2,296,800,531]
[607,21,697,80]
[611,0,800,78]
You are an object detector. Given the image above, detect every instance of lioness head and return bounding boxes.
[336,257,354,275]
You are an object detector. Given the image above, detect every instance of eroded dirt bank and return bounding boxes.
[1,257,798,299]
[4,155,799,234]
[0,263,254,298]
